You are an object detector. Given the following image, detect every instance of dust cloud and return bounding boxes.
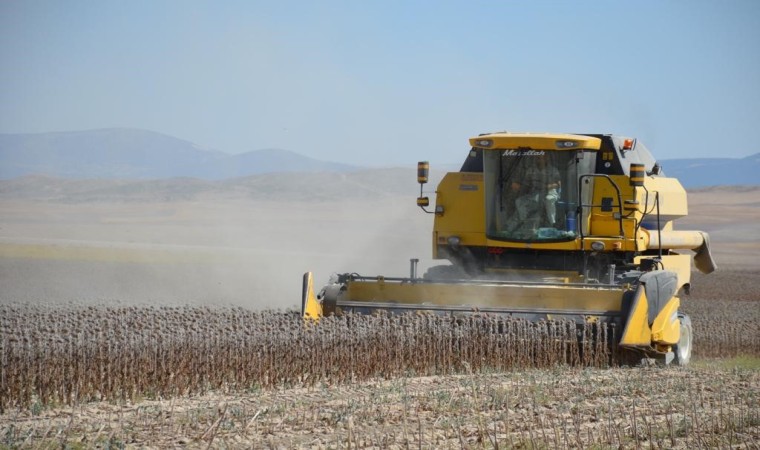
[0,197,435,309]
[4,186,755,309]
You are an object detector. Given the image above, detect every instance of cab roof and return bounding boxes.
[469,132,603,151]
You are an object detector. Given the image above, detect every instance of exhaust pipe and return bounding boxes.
[410,258,419,279]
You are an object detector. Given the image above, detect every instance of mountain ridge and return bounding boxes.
[1,128,757,188]
[659,153,760,188]
[0,128,357,179]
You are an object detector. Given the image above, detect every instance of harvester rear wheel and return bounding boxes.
[673,314,692,366]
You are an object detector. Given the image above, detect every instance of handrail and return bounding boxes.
[577,174,625,240]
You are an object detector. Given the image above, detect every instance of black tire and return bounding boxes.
[673,314,693,366]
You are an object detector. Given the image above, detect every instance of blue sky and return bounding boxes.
[1,1,758,166]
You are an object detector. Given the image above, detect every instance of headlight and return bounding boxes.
[555,140,578,149]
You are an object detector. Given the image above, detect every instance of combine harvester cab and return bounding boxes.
[303,133,716,365]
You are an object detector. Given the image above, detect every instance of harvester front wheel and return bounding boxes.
[673,314,693,366]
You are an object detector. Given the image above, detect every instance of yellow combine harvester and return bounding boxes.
[302,133,716,365]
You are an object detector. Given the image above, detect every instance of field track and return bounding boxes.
[1,354,758,448]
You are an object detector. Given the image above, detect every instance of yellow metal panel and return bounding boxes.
[469,133,602,150]
[590,175,634,205]
[346,281,624,312]
[482,268,584,283]
[433,173,485,237]
[484,238,581,251]
[620,286,652,346]
[641,177,688,219]
[589,217,621,237]
[588,216,638,240]
[651,296,680,345]
[586,174,641,248]
[579,236,638,252]
[589,175,635,232]
[634,254,692,292]
[660,254,692,289]
[302,272,323,320]
[435,232,488,247]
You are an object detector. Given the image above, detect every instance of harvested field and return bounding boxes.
[2,364,759,449]
[1,187,759,448]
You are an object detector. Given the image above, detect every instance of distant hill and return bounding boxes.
[0,128,357,179]
[659,153,760,188]
[1,128,757,188]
